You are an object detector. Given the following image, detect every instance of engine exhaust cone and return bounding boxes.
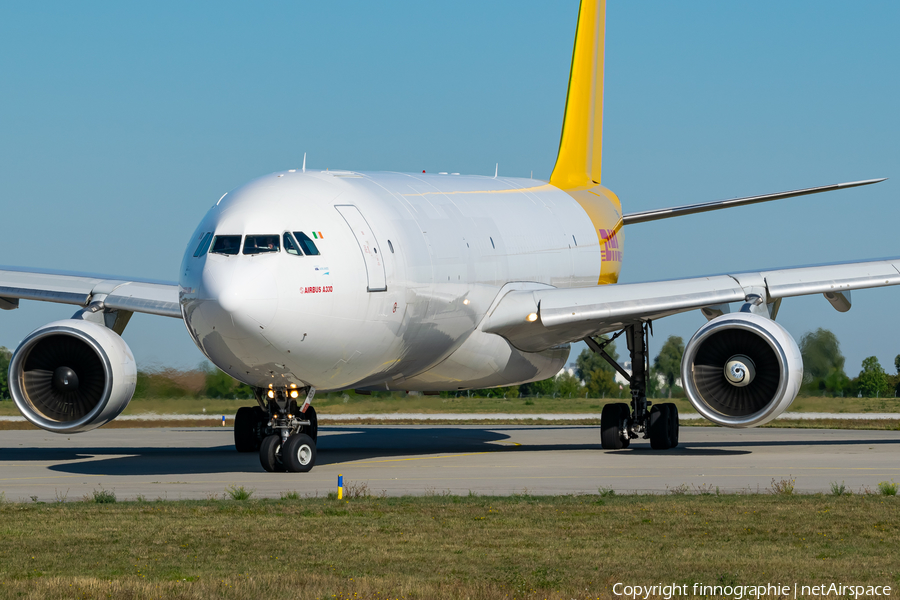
[52,367,80,393]
[724,355,755,387]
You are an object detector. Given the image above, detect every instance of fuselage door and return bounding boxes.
[335,205,387,292]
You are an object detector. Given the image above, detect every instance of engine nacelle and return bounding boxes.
[681,312,802,428]
[8,320,137,434]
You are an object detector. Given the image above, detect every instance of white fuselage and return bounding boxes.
[179,170,622,392]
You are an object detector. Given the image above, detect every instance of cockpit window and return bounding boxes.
[293,232,320,256]
[243,234,280,255]
[193,232,213,257]
[210,235,241,256]
[284,232,302,256]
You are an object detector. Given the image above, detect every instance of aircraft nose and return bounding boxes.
[198,258,279,339]
[216,286,243,314]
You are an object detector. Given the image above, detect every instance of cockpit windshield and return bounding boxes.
[284,232,301,255]
[243,235,280,255]
[293,232,320,256]
[210,235,241,255]
[193,232,213,257]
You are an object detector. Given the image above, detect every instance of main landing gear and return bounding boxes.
[586,323,679,450]
[233,386,319,472]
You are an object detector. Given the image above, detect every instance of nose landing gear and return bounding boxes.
[233,386,319,472]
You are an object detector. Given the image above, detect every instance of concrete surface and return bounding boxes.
[1,425,898,501]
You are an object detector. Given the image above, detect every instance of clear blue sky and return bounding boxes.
[1,1,898,378]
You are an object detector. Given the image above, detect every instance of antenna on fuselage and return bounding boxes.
[302,153,307,173]
[494,163,498,178]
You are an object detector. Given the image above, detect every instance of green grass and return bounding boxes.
[1,397,898,433]
[0,494,896,599]
[831,481,850,496]
[113,394,900,416]
[3,394,897,418]
[225,485,254,501]
[878,480,898,496]
[2,395,899,418]
[89,488,116,504]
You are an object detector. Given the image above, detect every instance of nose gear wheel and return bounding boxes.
[245,386,319,472]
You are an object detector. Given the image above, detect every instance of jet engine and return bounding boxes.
[8,320,137,434]
[681,312,802,428]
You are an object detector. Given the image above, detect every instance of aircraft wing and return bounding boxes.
[0,266,181,318]
[621,178,886,225]
[483,258,900,352]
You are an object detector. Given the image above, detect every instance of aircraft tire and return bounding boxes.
[600,403,629,449]
[283,433,316,473]
[234,406,263,452]
[259,434,287,472]
[302,406,318,442]
[663,402,679,448]
[649,404,672,450]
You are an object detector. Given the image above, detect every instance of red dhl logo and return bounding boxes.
[598,229,622,263]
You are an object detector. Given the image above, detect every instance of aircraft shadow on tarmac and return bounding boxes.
[1,426,896,476]
[14,426,584,476]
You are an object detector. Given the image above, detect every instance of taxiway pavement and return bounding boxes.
[1,425,897,501]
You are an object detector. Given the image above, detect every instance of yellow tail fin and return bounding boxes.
[550,0,606,189]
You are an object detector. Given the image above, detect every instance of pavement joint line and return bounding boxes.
[302,472,900,481]
[345,451,493,465]
[0,474,105,482]
[334,465,900,471]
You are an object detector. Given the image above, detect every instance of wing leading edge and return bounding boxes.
[483,258,900,352]
[0,267,181,318]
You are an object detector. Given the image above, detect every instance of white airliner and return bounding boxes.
[1,0,895,472]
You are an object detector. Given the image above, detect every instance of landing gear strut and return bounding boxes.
[234,386,319,472]
[587,323,679,450]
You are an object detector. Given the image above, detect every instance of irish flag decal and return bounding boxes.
[312,232,324,239]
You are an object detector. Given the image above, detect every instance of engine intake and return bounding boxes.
[9,320,137,433]
[682,312,802,428]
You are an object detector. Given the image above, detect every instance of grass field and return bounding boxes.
[3,394,898,418]
[117,394,900,416]
[0,493,896,599]
[2,396,899,432]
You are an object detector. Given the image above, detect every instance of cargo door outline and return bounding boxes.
[335,205,387,292]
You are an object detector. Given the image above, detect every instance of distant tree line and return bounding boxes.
[133,363,255,400]
[457,327,900,400]
[0,346,11,400]
[798,328,897,398]
[0,351,254,401]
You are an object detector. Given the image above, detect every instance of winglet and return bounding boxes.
[550,0,606,190]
